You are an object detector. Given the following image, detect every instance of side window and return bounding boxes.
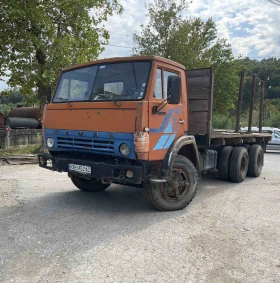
[154,68,163,99]
[163,70,179,98]
[274,130,280,138]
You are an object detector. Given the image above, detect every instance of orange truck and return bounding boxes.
[38,56,271,211]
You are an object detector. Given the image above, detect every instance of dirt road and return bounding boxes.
[0,152,280,283]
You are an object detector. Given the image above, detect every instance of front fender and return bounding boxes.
[161,135,200,177]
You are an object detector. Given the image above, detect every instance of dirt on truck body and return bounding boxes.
[38,56,271,211]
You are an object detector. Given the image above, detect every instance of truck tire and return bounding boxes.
[70,175,110,192]
[146,155,198,211]
[239,143,250,151]
[217,146,233,181]
[247,144,263,177]
[229,147,249,183]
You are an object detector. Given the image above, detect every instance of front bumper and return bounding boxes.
[38,153,143,184]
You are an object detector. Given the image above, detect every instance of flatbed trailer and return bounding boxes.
[186,67,270,147]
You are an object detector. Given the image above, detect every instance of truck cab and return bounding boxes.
[38,56,270,211]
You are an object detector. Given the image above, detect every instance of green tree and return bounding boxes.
[241,57,280,109]
[132,0,241,114]
[0,87,23,105]
[0,0,122,109]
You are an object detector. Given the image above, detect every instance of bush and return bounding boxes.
[212,114,235,130]
[0,103,17,117]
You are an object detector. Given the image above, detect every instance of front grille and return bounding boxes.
[57,136,114,154]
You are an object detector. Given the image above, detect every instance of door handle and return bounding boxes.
[179,119,185,124]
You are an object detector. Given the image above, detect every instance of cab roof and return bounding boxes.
[63,56,186,71]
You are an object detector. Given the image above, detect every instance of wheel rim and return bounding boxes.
[160,168,190,202]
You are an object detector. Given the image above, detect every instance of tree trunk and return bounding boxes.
[38,85,47,125]
[35,48,47,123]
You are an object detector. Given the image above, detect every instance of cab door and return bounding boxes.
[148,62,187,161]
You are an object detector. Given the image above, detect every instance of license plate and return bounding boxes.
[69,164,91,174]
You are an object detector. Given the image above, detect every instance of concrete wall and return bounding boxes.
[0,129,5,149]
[0,128,42,149]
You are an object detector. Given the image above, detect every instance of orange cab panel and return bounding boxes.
[44,102,140,133]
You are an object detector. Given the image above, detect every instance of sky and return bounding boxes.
[99,0,280,59]
[1,0,280,91]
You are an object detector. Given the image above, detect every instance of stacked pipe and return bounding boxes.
[6,107,41,129]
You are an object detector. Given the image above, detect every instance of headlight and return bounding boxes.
[119,143,130,156]
[47,137,55,148]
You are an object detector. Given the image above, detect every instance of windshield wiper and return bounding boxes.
[57,97,72,107]
[93,94,121,107]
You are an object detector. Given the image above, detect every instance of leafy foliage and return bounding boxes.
[212,113,235,130]
[213,98,280,130]
[0,144,43,156]
[240,57,280,111]
[0,87,38,116]
[0,88,23,105]
[132,0,241,114]
[241,98,280,128]
[0,0,122,108]
[0,88,22,116]
[0,103,17,117]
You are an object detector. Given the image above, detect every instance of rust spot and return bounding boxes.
[134,131,149,160]
[137,152,149,160]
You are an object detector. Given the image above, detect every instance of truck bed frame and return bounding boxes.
[186,68,271,148]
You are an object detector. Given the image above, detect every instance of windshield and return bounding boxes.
[53,61,151,103]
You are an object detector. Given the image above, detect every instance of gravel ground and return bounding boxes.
[0,151,279,283]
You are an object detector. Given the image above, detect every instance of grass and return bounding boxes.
[0,144,44,157]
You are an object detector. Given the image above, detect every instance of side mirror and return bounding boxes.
[46,85,52,104]
[167,76,181,104]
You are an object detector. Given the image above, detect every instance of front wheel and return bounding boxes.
[70,175,110,192]
[146,155,198,211]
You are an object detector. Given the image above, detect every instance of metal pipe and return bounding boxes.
[235,71,245,132]
[259,81,264,133]
[8,107,41,126]
[248,74,256,133]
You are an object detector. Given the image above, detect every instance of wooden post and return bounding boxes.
[248,74,256,133]
[235,71,245,132]
[259,81,264,133]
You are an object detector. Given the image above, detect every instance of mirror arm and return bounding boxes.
[153,96,170,114]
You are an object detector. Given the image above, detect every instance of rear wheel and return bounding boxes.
[261,141,267,153]
[217,146,233,181]
[239,143,250,151]
[247,144,263,177]
[146,155,198,211]
[70,175,110,192]
[229,147,249,183]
